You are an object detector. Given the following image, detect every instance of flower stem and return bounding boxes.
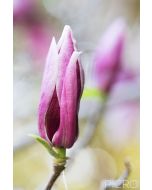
[45,163,65,190]
[45,148,66,190]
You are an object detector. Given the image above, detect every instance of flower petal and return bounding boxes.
[38,37,59,141]
[77,59,85,100]
[45,87,60,141]
[93,18,126,92]
[57,25,77,52]
[56,25,76,103]
[52,51,81,148]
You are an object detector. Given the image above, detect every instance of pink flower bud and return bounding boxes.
[38,26,84,148]
[93,18,126,93]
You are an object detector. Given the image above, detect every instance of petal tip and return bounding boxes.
[47,37,58,57]
[51,37,57,46]
[63,25,73,36]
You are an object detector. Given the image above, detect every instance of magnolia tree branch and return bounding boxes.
[100,161,131,190]
[45,164,65,190]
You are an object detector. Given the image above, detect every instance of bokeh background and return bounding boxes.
[13,0,140,189]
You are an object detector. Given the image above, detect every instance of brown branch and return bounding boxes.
[45,163,65,190]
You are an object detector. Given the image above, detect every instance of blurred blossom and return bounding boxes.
[102,101,139,148]
[115,68,136,82]
[13,0,35,23]
[26,25,51,63]
[38,26,84,148]
[93,18,126,94]
[14,0,52,67]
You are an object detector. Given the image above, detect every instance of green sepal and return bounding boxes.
[29,134,59,159]
[53,147,66,159]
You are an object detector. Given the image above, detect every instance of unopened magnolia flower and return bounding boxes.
[38,25,84,148]
[93,18,126,94]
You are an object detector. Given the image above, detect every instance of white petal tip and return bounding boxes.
[64,25,72,32]
[46,36,58,62]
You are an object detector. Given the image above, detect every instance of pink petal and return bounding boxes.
[96,18,126,68]
[94,18,126,92]
[56,25,76,103]
[77,59,85,99]
[38,38,59,141]
[76,59,85,111]
[57,25,77,52]
[52,52,81,148]
[45,88,60,141]
[13,0,35,22]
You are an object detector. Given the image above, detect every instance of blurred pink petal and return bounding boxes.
[93,18,126,93]
[26,25,51,63]
[13,0,35,23]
